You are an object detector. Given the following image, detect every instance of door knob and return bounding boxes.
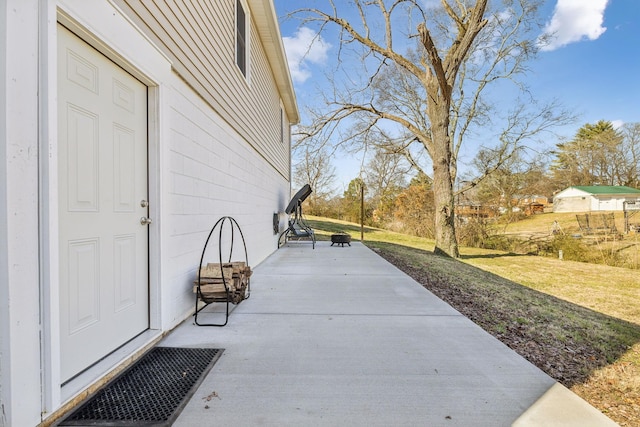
[140,217,153,226]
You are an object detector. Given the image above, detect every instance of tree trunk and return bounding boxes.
[430,104,459,258]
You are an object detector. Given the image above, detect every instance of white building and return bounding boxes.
[553,186,640,213]
[0,1,298,425]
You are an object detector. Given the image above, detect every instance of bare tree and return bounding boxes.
[364,149,410,225]
[394,172,436,238]
[620,123,640,188]
[290,0,573,257]
[474,151,550,217]
[292,144,336,214]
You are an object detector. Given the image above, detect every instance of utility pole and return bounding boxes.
[360,183,364,241]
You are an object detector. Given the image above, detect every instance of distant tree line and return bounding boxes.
[551,120,640,189]
[292,120,640,241]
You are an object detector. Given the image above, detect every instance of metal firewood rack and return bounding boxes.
[194,216,250,326]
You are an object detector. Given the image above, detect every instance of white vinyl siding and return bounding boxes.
[114,0,291,178]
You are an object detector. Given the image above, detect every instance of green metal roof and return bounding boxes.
[573,185,640,195]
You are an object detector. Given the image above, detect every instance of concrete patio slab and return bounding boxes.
[163,241,616,426]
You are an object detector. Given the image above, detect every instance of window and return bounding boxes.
[280,106,284,144]
[236,0,247,76]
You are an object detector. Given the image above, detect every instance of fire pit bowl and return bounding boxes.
[330,233,351,247]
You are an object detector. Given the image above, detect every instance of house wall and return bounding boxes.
[553,196,591,213]
[1,2,47,426]
[555,194,637,212]
[112,0,292,179]
[553,187,586,198]
[1,0,295,425]
[554,187,640,213]
[163,83,291,326]
[592,196,631,212]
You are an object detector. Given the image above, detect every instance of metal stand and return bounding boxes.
[278,184,315,249]
[194,216,250,326]
[278,201,316,249]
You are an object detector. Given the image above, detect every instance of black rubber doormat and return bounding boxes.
[59,347,223,427]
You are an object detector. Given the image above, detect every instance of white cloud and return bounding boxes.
[282,27,331,84]
[539,0,609,51]
[611,120,624,129]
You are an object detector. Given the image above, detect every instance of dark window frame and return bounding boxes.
[280,105,284,144]
[236,0,247,76]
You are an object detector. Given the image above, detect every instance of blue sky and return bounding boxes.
[274,0,640,192]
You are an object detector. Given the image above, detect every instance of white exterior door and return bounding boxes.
[57,25,149,382]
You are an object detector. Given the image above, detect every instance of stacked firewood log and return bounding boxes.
[194,261,251,304]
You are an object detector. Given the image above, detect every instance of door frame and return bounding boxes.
[39,7,163,415]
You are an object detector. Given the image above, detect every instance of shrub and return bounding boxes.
[456,217,490,248]
[540,234,629,267]
[457,218,526,253]
[542,234,591,262]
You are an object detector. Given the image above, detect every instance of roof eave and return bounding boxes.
[249,0,299,124]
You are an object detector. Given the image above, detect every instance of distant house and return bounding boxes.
[512,195,550,206]
[511,195,550,215]
[1,1,297,425]
[553,186,640,213]
[455,203,498,218]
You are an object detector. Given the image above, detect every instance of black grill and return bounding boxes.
[59,347,223,426]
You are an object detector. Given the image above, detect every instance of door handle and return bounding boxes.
[140,217,153,226]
